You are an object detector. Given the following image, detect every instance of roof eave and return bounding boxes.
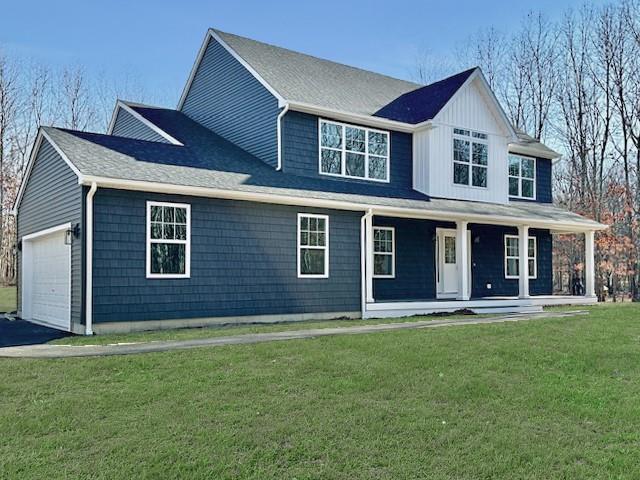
[77,174,607,232]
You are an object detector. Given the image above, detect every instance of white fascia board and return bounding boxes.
[108,100,183,146]
[288,101,416,132]
[12,129,84,215]
[79,175,608,232]
[508,143,562,161]
[177,29,287,111]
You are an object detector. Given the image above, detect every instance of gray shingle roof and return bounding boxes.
[41,105,602,230]
[213,29,421,116]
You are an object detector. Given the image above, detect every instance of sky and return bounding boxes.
[1,0,604,107]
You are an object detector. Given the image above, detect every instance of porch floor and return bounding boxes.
[364,295,598,319]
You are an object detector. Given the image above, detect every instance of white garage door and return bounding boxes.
[22,225,71,331]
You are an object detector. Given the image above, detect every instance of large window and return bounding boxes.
[508,154,536,199]
[297,213,329,278]
[453,128,488,188]
[319,119,389,182]
[504,235,537,279]
[373,227,395,278]
[146,201,190,278]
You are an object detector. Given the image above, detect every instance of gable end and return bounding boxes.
[179,34,282,168]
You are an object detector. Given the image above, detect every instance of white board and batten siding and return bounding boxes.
[413,77,511,204]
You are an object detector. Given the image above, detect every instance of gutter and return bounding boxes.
[276,103,290,171]
[79,176,608,232]
[85,182,97,335]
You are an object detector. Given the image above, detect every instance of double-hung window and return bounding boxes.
[373,227,395,278]
[508,155,536,199]
[453,128,488,188]
[298,213,329,278]
[319,119,389,182]
[504,235,537,279]
[147,201,190,278]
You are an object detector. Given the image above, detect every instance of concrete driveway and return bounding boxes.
[0,317,70,348]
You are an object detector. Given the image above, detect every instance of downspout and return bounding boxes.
[276,103,290,171]
[360,209,373,318]
[85,182,97,335]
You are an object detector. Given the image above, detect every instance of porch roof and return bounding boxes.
[40,108,605,233]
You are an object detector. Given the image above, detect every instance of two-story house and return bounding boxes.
[13,29,606,334]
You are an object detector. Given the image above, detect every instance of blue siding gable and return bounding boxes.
[111,108,170,143]
[282,110,414,193]
[181,37,281,168]
[16,139,84,329]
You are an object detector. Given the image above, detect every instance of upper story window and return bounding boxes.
[146,201,190,278]
[319,119,389,182]
[453,128,488,188]
[508,154,536,199]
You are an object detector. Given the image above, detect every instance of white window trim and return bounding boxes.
[146,201,191,279]
[504,234,537,280]
[318,118,390,183]
[297,213,329,279]
[452,128,489,189]
[508,154,537,200]
[373,226,395,278]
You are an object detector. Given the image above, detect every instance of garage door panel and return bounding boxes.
[23,229,71,331]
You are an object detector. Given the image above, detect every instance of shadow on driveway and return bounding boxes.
[0,317,70,348]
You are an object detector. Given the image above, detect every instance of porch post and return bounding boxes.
[518,225,530,298]
[585,230,596,297]
[365,213,374,303]
[456,220,470,301]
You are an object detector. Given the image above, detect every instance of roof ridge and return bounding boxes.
[212,28,422,89]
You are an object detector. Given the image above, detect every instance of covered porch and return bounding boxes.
[360,208,603,319]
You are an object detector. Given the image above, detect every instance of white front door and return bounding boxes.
[436,228,471,298]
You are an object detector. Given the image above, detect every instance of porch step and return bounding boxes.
[469,305,543,315]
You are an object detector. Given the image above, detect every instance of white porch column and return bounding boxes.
[456,220,470,301]
[585,230,596,298]
[365,213,374,303]
[518,225,530,299]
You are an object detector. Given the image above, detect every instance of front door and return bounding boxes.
[436,228,471,298]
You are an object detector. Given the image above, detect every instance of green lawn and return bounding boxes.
[1,303,639,479]
[0,286,16,313]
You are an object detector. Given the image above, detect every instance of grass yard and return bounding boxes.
[1,304,640,479]
[0,286,16,313]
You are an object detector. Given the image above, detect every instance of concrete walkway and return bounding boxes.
[0,310,587,359]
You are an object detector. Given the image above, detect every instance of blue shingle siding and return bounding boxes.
[470,225,552,297]
[181,37,281,167]
[370,220,552,300]
[111,108,169,143]
[282,110,414,192]
[536,158,552,203]
[91,189,361,323]
[16,139,83,327]
[372,217,444,300]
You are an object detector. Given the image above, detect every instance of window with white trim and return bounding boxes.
[298,213,329,278]
[319,119,389,182]
[373,227,395,278]
[453,128,488,188]
[508,154,536,199]
[504,235,537,279]
[147,201,190,278]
